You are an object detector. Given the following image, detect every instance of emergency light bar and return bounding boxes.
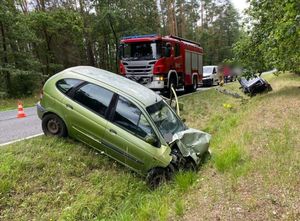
[122,34,158,40]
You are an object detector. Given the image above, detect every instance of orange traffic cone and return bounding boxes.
[17,102,27,118]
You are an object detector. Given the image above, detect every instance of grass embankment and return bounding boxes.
[0,73,299,220]
[0,95,39,111]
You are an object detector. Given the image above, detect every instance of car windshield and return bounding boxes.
[120,42,161,61]
[146,100,186,142]
[203,66,214,73]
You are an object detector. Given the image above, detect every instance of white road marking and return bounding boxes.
[0,133,44,147]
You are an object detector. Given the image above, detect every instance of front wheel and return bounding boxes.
[166,77,177,98]
[146,168,167,189]
[42,113,68,137]
[184,158,197,171]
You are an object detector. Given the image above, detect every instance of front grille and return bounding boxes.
[125,64,154,75]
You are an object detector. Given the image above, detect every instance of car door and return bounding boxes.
[212,67,218,82]
[102,95,160,173]
[63,82,114,152]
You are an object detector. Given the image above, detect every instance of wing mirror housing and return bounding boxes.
[145,134,159,147]
[165,43,172,57]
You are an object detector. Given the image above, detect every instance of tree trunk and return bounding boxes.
[107,13,118,74]
[79,0,95,66]
[166,0,177,35]
[0,21,11,94]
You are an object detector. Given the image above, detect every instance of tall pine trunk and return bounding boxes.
[0,21,11,94]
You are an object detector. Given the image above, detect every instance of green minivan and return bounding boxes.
[37,66,210,187]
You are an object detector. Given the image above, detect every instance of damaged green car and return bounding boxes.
[37,66,211,188]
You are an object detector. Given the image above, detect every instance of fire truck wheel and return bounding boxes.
[185,76,197,93]
[192,77,198,92]
[166,77,177,97]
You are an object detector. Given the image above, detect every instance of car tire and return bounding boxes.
[42,113,68,137]
[146,167,167,189]
[184,158,197,171]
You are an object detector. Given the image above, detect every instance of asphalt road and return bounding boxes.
[0,107,43,146]
[0,86,216,146]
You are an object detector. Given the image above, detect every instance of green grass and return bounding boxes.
[0,72,299,220]
[0,137,197,220]
[0,94,39,111]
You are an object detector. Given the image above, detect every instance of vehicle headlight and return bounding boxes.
[153,76,164,81]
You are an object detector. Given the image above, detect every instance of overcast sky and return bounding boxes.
[231,0,249,14]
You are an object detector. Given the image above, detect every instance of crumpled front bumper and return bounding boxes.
[171,128,211,165]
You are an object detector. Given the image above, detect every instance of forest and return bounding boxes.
[0,0,299,97]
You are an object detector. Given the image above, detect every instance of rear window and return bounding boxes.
[56,79,82,94]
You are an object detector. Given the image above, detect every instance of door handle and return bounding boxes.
[109,128,117,135]
[66,104,73,110]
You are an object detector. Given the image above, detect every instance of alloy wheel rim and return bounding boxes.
[47,119,60,134]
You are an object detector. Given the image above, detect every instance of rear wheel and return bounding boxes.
[42,113,67,137]
[185,76,197,93]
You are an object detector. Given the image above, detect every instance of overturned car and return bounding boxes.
[238,74,272,96]
[37,66,211,188]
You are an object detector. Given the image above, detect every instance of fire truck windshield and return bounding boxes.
[120,42,161,61]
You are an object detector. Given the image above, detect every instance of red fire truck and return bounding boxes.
[119,34,203,93]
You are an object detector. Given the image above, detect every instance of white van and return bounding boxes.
[202,66,218,86]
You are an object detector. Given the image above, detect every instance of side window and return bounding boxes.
[175,43,180,57]
[113,96,157,141]
[73,83,113,117]
[56,78,82,94]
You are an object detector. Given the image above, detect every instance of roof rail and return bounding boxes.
[122,34,158,40]
[169,35,201,46]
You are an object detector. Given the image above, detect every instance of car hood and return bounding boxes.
[203,72,212,77]
[170,128,211,165]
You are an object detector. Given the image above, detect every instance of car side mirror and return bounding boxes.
[145,134,159,147]
[181,118,186,123]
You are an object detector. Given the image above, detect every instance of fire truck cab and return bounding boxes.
[119,34,203,93]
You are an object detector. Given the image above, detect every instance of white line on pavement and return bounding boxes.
[0,133,44,147]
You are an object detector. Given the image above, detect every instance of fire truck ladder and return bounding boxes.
[169,35,201,46]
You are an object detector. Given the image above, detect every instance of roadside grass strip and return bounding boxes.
[0,72,299,220]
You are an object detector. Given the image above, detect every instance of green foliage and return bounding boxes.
[0,0,242,97]
[7,69,42,97]
[195,0,240,65]
[233,0,300,74]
